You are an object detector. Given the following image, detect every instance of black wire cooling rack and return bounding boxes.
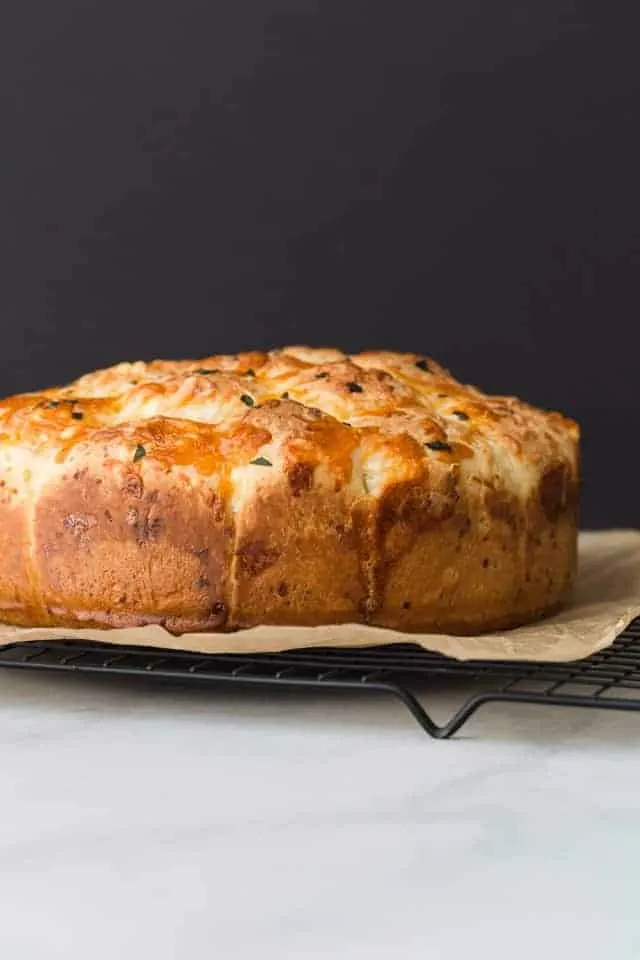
[3,618,640,737]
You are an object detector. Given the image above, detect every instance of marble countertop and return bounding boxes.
[3,665,640,960]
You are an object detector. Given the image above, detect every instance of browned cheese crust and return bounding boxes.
[0,347,579,635]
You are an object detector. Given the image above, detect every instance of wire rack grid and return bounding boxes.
[2,618,640,738]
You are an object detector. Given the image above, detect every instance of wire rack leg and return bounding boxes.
[386,688,640,739]
[377,683,491,739]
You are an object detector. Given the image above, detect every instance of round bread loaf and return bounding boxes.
[0,347,579,635]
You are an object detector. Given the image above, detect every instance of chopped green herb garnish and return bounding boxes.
[426,440,452,452]
[452,410,469,420]
[250,456,272,467]
[240,394,255,406]
[71,411,84,420]
[133,444,146,462]
[315,371,329,379]
[194,368,218,376]
[346,381,363,393]
[245,368,256,377]
[415,359,430,372]
[45,400,60,409]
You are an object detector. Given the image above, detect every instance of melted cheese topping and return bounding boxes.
[0,348,579,506]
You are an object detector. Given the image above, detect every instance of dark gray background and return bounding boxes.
[0,0,638,527]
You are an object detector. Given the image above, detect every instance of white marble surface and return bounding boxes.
[3,667,640,960]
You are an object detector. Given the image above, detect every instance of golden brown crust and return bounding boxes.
[0,347,579,635]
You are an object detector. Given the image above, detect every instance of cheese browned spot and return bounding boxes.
[0,347,579,635]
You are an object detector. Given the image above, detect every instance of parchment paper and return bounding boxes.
[0,529,639,663]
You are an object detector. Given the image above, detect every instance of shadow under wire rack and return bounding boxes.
[2,619,640,738]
